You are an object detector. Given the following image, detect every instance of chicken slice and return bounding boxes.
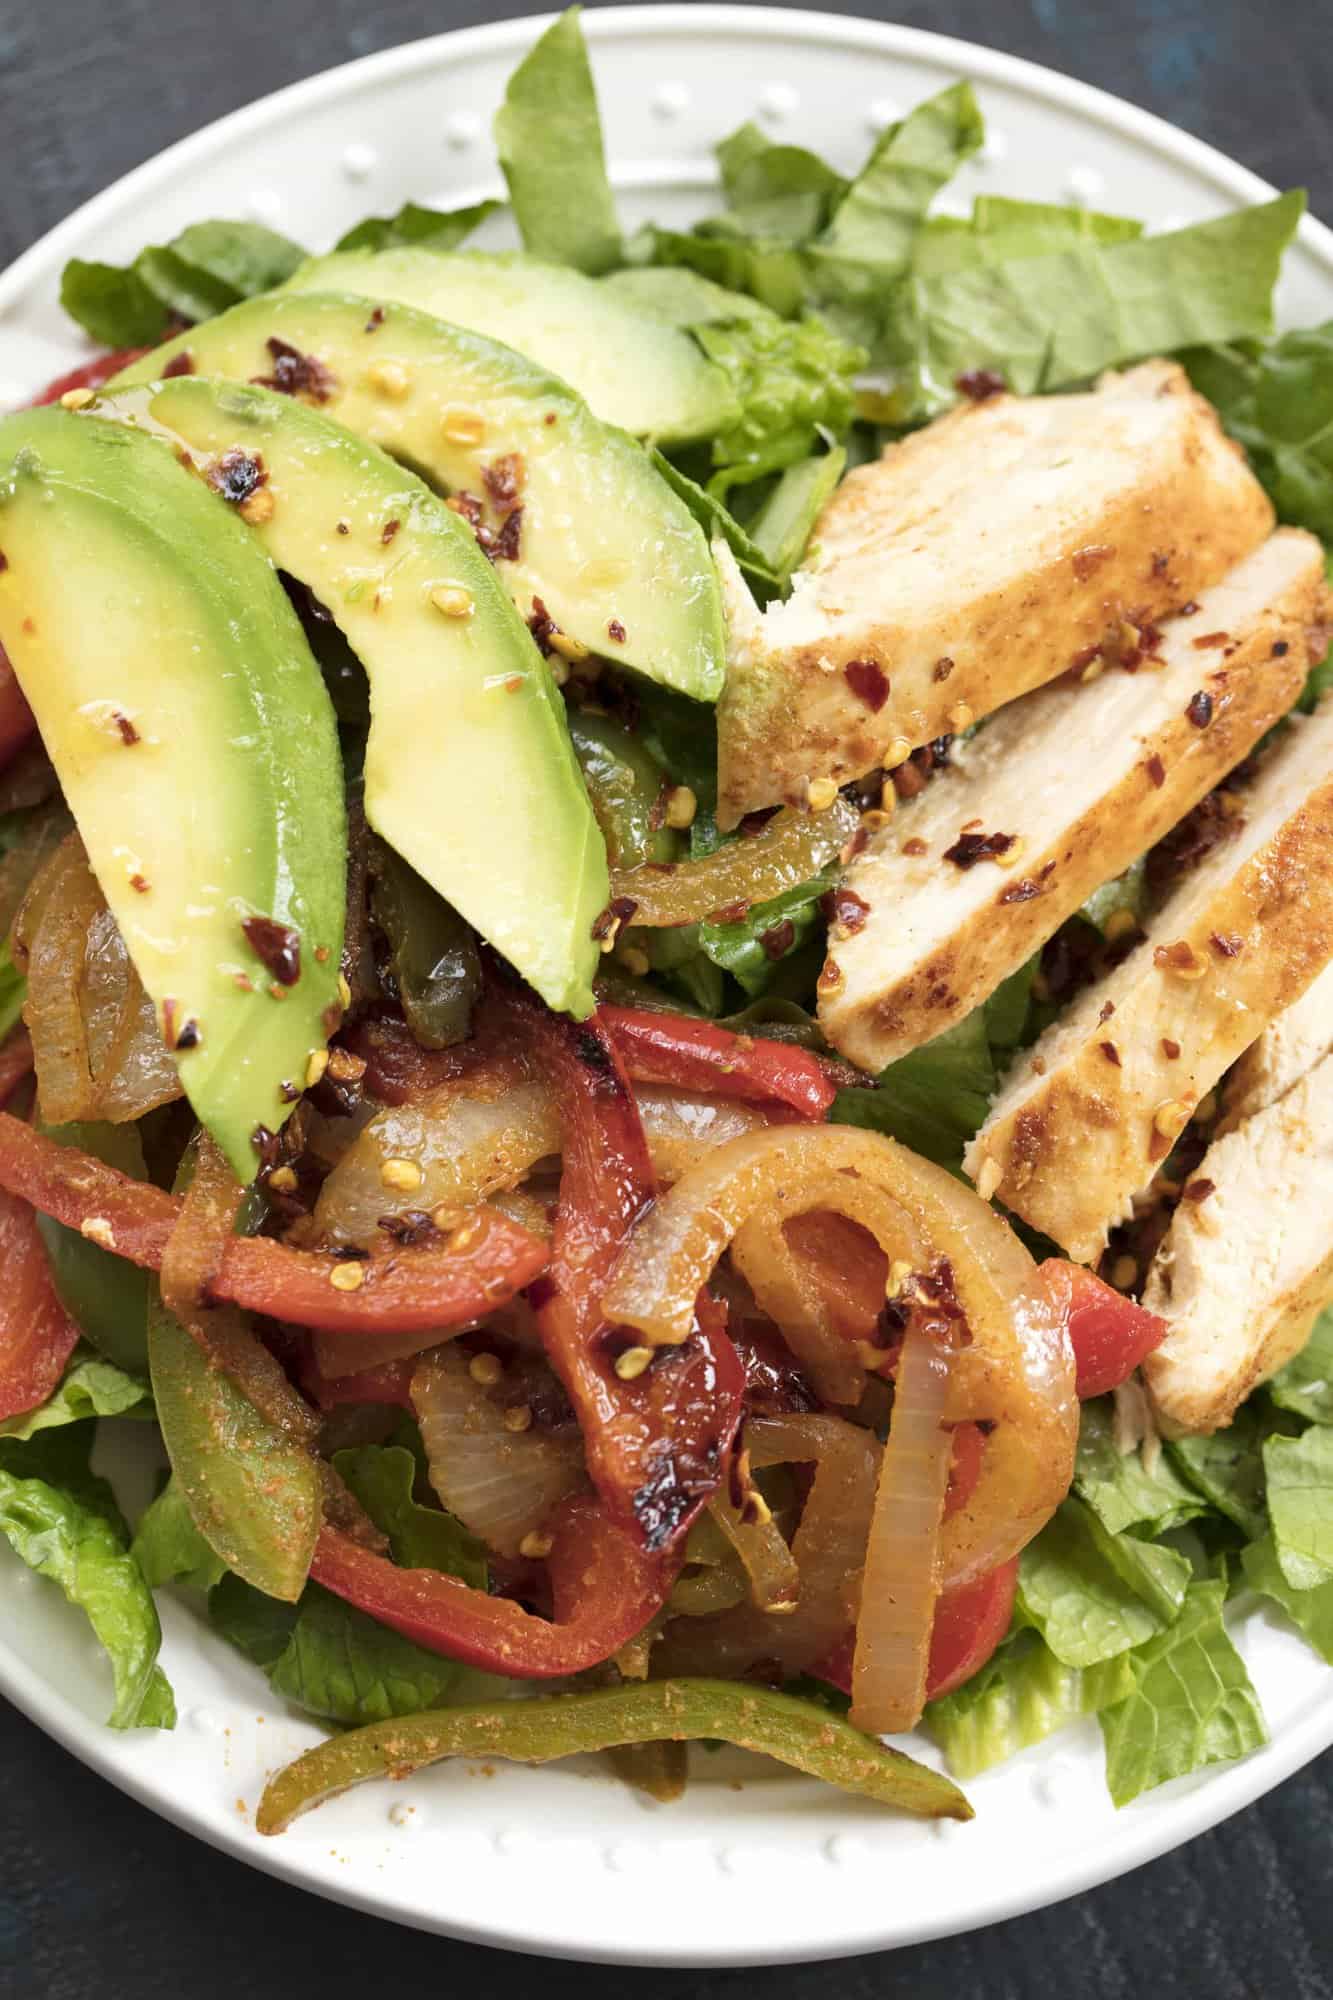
[1219,957,1333,1132]
[1142,1049,1333,1433]
[717,359,1274,827]
[820,530,1322,1073]
[964,697,1333,1262]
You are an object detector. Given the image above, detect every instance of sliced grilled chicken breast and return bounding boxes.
[716,359,1273,827]
[964,698,1333,1261]
[820,530,1321,1073]
[1143,1049,1333,1433]
[1220,957,1333,1132]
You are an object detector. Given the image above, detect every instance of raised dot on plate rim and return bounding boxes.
[758,82,800,123]
[341,142,377,182]
[652,81,691,119]
[865,97,902,135]
[1065,164,1106,203]
[444,111,482,149]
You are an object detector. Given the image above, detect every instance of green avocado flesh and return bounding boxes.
[0,407,345,1181]
[96,377,607,1018]
[115,291,726,700]
[283,248,738,445]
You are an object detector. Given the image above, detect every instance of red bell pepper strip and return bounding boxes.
[27,346,151,407]
[599,1007,836,1121]
[349,1008,837,1123]
[496,990,745,1552]
[0,647,34,773]
[0,1183,82,1421]
[815,1557,1019,1708]
[311,1489,676,1678]
[944,1420,987,1519]
[0,1112,548,1334]
[304,1355,416,1410]
[0,1029,33,1110]
[1041,1259,1168,1399]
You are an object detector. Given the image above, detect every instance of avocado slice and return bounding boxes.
[0,407,344,1180]
[114,292,725,700]
[283,249,738,445]
[94,375,607,1017]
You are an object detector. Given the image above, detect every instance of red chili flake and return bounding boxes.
[932,657,955,683]
[482,453,524,511]
[381,518,401,545]
[1068,644,1102,675]
[1151,551,1170,576]
[544,412,557,427]
[760,918,797,959]
[336,520,350,536]
[830,888,869,935]
[1161,1037,1181,1060]
[1099,1040,1122,1067]
[840,825,870,865]
[113,711,140,746]
[1098,1000,1116,1023]
[892,762,928,801]
[1146,754,1166,788]
[1192,631,1230,650]
[1072,544,1115,582]
[251,337,337,403]
[448,490,485,529]
[365,306,385,331]
[1209,931,1242,958]
[590,896,639,940]
[175,1018,201,1051]
[129,873,150,894]
[242,915,302,986]
[1186,690,1214,729]
[161,998,179,1051]
[490,506,523,563]
[943,828,1015,869]
[709,900,751,925]
[998,877,1043,904]
[206,448,267,505]
[1271,639,1290,657]
[955,368,1006,401]
[1154,941,1199,974]
[528,596,556,655]
[162,350,194,378]
[607,618,627,644]
[843,657,889,712]
[1184,1177,1216,1203]
[377,1209,439,1246]
[902,836,928,857]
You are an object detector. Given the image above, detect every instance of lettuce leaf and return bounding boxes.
[332,1443,486,1586]
[698,874,833,998]
[1099,1582,1267,1805]
[1185,324,1333,542]
[333,199,500,254]
[1075,1398,1206,1538]
[1264,1425,1333,1590]
[693,312,864,490]
[0,1424,173,1728]
[132,1477,227,1595]
[1268,1305,1333,1424]
[812,83,984,287]
[831,1009,993,1171]
[1242,1533,1333,1663]
[1017,1498,1190,1667]
[493,6,619,275]
[0,1348,150,1442]
[896,191,1304,417]
[748,446,847,580]
[1169,1402,1274,1540]
[927,1627,1135,1778]
[714,124,847,241]
[61,220,306,346]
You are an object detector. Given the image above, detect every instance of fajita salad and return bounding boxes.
[2,8,1332,1834]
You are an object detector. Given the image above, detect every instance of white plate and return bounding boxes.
[2,4,1331,1967]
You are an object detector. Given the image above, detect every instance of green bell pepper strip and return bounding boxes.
[567,709,680,871]
[36,1122,150,1373]
[256,1676,972,1832]
[369,844,481,1050]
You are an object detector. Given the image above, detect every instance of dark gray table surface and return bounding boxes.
[2,2,1331,1993]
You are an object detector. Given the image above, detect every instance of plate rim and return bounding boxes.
[2,4,1331,1965]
